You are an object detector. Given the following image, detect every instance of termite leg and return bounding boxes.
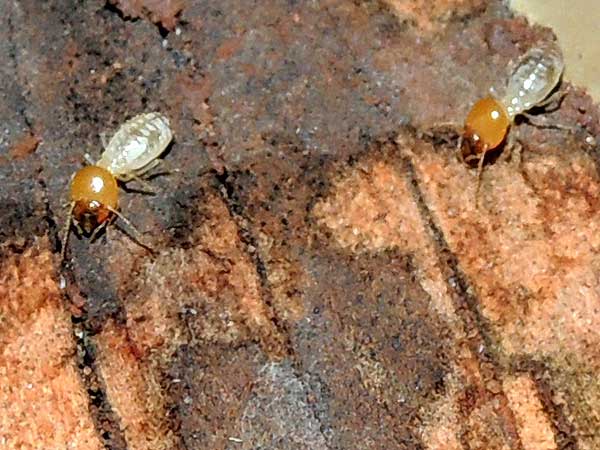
[522,112,579,133]
[100,131,109,149]
[463,153,479,165]
[536,89,567,112]
[137,159,180,179]
[132,159,162,178]
[475,150,488,208]
[455,134,464,163]
[84,153,95,165]
[120,175,157,194]
[500,128,515,162]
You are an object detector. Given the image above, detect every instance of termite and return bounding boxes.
[60,112,173,260]
[458,40,569,198]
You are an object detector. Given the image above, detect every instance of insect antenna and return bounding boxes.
[106,206,155,255]
[475,150,487,208]
[89,220,109,243]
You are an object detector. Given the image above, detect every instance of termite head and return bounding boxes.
[461,96,511,164]
[69,165,119,234]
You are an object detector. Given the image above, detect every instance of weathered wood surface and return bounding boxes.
[1,1,599,449]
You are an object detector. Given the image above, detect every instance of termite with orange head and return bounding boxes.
[61,112,173,261]
[458,40,568,199]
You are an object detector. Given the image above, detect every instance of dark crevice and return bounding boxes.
[534,374,580,450]
[510,357,580,450]
[157,22,170,39]
[403,157,498,354]
[102,0,173,39]
[214,169,294,357]
[102,1,134,23]
[38,176,60,254]
[60,237,128,447]
[62,272,129,450]
[401,149,526,450]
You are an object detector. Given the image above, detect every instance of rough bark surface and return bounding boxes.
[1,1,599,450]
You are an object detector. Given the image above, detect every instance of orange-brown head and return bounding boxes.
[463,96,511,158]
[70,165,119,234]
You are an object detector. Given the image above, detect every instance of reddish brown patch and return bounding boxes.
[420,393,463,450]
[107,0,184,30]
[114,188,286,365]
[313,154,456,320]
[407,137,600,368]
[0,242,103,450]
[215,36,244,62]
[383,0,486,31]
[194,193,287,355]
[96,320,176,450]
[169,74,215,140]
[8,133,40,160]
[504,375,557,450]
[0,242,58,336]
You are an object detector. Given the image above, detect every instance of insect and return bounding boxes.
[61,112,173,260]
[459,40,565,197]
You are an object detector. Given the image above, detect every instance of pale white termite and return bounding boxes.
[96,112,173,180]
[61,112,173,259]
[459,41,566,199]
[501,40,565,119]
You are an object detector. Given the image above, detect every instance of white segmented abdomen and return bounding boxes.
[500,41,564,119]
[96,112,173,176]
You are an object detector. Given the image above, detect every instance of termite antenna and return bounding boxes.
[89,220,109,243]
[60,202,76,263]
[475,151,487,208]
[106,206,156,255]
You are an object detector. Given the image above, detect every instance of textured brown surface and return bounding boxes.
[0,1,599,449]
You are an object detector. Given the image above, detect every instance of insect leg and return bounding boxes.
[100,131,110,149]
[456,134,465,163]
[115,170,155,194]
[130,159,162,179]
[133,176,158,194]
[500,128,515,162]
[122,159,180,194]
[522,112,579,133]
[83,153,95,165]
[536,89,567,112]
[475,150,487,207]
[135,159,180,179]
